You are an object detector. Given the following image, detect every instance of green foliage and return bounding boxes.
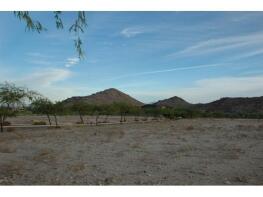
[54,11,63,29]
[14,11,46,33]
[13,11,87,59]
[0,82,38,132]
[32,120,46,125]
[30,98,53,115]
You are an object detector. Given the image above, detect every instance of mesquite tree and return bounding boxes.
[30,98,54,126]
[71,102,90,124]
[0,82,38,132]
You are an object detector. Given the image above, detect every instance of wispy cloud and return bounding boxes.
[65,57,79,68]
[0,67,75,101]
[26,52,54,59]
[17,68,72,87]
[108,63,227,81]
[120,26,147,38]
[25,52,63,66]
[168,31,263,58]
[229,48,263,61]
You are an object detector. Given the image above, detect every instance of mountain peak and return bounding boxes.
[154,95,191,108]
[63,88,144,106]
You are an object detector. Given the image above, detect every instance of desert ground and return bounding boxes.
[0,116,262,185]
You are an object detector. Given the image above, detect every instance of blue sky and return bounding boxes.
[1,12,263,103]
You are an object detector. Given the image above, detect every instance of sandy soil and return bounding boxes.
[0,117,262,185]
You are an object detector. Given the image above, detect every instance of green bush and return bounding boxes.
[32,120,46,125]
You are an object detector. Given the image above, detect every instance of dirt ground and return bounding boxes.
[0,117,263,185]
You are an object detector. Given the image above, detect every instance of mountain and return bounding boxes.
[196,96,263,113]
[153,96,191,108]
[148,95,263,114]
[62,88,144,106]
[62,88,263,114]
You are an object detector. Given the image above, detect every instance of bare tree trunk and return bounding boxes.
[79,112,84,124]
[120,114,123,123]
[104,115,108,123]
[47,114,52,125]
[54,114,58,127]
[124,113,126,122]
[96,115,99,126]
[0,115,3,133]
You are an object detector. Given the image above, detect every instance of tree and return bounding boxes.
[100,104,115,123]
[71,102,90,124]
[91,105,102,126]
[53,101,65,127]
[13,11,87,58]
[0,82,38,132]
[129,106,141,121]
[113,102,131,123]
[30,98,54,126]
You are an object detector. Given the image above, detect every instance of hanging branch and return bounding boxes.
[13,11,87,59]
[69,11,87,58]
[14,11,47,33]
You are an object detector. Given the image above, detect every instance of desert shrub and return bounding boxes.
[186,125,194,130]
[6,127,15,132]
[0,145,16,153]
[3,121,11,126]
[32,120,46,125]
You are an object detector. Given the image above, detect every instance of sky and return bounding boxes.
[1,11,263,104]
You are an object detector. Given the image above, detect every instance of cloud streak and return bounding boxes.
[168,31,263,58]
[65,57,79,68]
[120,26,148,38]
[108,63,227,81]
[17,68,72,87]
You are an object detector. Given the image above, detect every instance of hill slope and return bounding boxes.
[62,88,144,106]
[196,96,263,113]
[153,96,191,108]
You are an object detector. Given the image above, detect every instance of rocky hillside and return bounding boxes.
[62,88,144,106]
[196,96,263,113]
[153,96,191,108]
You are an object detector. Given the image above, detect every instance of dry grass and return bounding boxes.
[6,127,16,132]
[0,161,24,178]
[258,124,263,130]
[102,128,125,143]
[32,148,56,162]
[236,124,256,130]
[176,145,194,154]
[185,125,194,130]
[32,120,47,125]
[68,162,86,172]
[0,118,262,185]
[0,144,16,153]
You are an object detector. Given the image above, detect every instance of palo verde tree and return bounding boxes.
[30,98,54,126]
[52,101,65,127]
[71,101,90,124]
[13,11,87,58]
[0,82,38,132]
[113,102,132,123]
[130,105,142,121]
[91,105,102,126]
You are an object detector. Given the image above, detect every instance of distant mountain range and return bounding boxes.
[195,97,263,114]
[62,88,263,113]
